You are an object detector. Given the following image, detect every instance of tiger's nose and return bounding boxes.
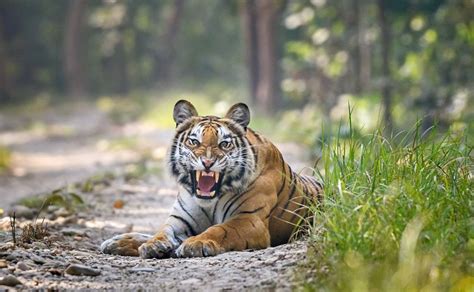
[201,157,215,169]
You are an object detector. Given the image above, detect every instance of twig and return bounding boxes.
[9,212,16,248]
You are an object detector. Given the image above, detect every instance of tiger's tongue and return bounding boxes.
[198,176,215,193]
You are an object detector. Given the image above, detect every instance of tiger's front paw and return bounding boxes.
[175,237,225,258]
[138,238,174,259]
[100,233,152,257]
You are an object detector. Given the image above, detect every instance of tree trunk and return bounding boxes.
[349,0,361,94]
[64,0,87,99]
[115,27,129,95]
[0,22,10,102]
[156,0,184,84]
[377,0,393,133]
[241,0,259,105]
[255,0,280,115]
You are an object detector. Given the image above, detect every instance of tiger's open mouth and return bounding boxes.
[192,170,223,199]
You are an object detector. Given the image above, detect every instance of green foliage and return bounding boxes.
[18,188,85,214]
[302,115,473,290]
[282,0,473,130]
[0,146,12,173]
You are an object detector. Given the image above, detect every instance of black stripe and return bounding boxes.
[249,220,257,229]
[215,226,228,240]
[223,120,246,136]
[212,203,218,223]
[268,158,290,219]
[228,195,254,218]
[170,214,197,236]
[177,197,197,224]
[200,207,212,223]
[169,225,183,244]
[222,194,242,220]
[266,203,279,219]
[280,174,298,215]
[237,137,247,178]
[249,128,263,143]
[224,181,257,218]
[248,140,258,165]
[237,206,264,215]
[175,119,195,135]
[305,176,323,193]
[288,179,310,222]
[277,159,287,197]
[245,178,258,192]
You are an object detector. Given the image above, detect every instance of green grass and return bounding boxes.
[301,116,473,291]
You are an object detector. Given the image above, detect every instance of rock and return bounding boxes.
[0,260,6,269]
[5,252,22,262]
[30,255,46,265]
[264,257,278,265]
[31,242,48,249]
[8,206,35,220]
[48,268,62,276]
[0,275,22,286]
[0,218,11,231]
[54,215,77,225]
[0,243,14,252]
[15,262,30,271]
[61,228,86,237]
[64,264,100,276]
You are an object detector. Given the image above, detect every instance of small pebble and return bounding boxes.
[0,260,7,269]
[61,228,86,237]
[32,242,48,249]
[65,264,100,276]
[30,255,46,265]
[15,262,30,271]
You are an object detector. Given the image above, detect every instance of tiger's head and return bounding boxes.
[168,100,256,202]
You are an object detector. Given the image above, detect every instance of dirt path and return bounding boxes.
[0,103,173,208]
[0,103,311,290]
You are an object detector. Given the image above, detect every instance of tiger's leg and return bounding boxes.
[175,214,270,257]
[100,225,181,258]
[100,232,152,256]
[137,224,183,258]
[138,192,211,259]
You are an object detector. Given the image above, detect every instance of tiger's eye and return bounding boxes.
[219,141,232,150]
[187,138,200,147]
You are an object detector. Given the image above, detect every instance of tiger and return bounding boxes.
[100,100,323,258]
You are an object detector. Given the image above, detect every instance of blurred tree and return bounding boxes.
[154,0,185,84]
[254,0,284,114]
[0,0,471,134]
[0,20,10,102]
[241,0,259,105]
[64,0,87,98]
[377,0,393,133]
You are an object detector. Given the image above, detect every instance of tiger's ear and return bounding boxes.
[173,100,198,126]
[225,103,250,129]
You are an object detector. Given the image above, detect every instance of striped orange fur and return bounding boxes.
[100,100,323,258]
